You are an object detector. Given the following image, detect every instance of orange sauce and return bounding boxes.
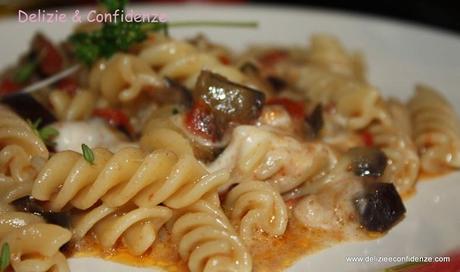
[65,171,454,271]
[66,202,378,272]
[418,170,452,181]
[66,235,188,272]
[67,220,359,272]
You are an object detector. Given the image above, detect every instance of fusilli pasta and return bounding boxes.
[0,211,71,272]
[408,85,460,173]
[171,199,252,272]
[308,34,366,81]
[89,53,163,104]
[224,181,288,243]
[0,106,48,159]
[369,100,420,194]
[32,147,228,210]
[139,39,254,90]
[49,89,97,121]
[72,203,172,255]
[210,125,336,193]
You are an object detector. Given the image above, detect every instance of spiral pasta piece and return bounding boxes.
[49,90,97,121]
[171,199,252,272]
[209,125,336,193]
[408,85,460,172]
[308,34,366,81]
[278,65,384,129]
[0,106,48,159]
[0,211,71,272]
[72,203,172,255]
[224,181,288,243]
[139,39,250,90]
[32,147,228,211]
[369,100,420,194]
[141,115,194,157]
[0,144,43,183]
[0,176,33,209]
[89,53,164,104]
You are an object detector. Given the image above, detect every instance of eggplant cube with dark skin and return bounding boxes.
[354,182,406,232]
[348,147,388,177]
[194,70,265,134]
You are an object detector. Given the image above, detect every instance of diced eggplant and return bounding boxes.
[193,71,265,133]
[12,196,71,228]
[2,93,56,126]
[12,196,45,214]
[348,147,387,177]
[42,212,72,229]
[354,182,406,232]
[155,78,193,108]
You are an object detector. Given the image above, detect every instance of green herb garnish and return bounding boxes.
[69,0,257,65]
[39,126,59,143]
[28,117,42,131]
[14,60,38,83]
[100,0,127,13]
[70,21,168,65]
[82,144,95,164]
[28,118,59,145]
[0,243,10,272]
[384,262,424,272]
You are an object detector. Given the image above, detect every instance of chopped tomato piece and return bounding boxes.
[267,97,305,119]
[57,77,78,95]
[218,55,231,65]
[185,100,219,141]
[93,108,133,133]
[33,33,63,76]
[258,50,288,66]
[0,78,21,95]
[360,131,374,147]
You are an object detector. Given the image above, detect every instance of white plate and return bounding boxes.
[1,4,460,272]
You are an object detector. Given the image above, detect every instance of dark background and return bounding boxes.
[254,0,460,34]
[2,0,460,35]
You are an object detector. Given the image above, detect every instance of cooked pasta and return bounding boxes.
[224,181,288,243]
[0,211,71,272]
[368,100,420,194]
[139,38,258,91]
[408,85,460,173]
[0,175,32,207]
[0,8,459,271]
[0,106,48,159]
[141,114,194,156]
[0,145,42,183]
[72,203,172,255]
[171,199,252,272]
[89,53,164,104]
[49,89,97,121]
[277,65,385,130]
[32,147,228,211]
[209,125,336,193]
[308,34,366,81]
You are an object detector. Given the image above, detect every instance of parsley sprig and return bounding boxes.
[69,0,257,65]
[14,60,38,83]
[101,0,127,13]
[81,144,95,164]
[28,118,59,146]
